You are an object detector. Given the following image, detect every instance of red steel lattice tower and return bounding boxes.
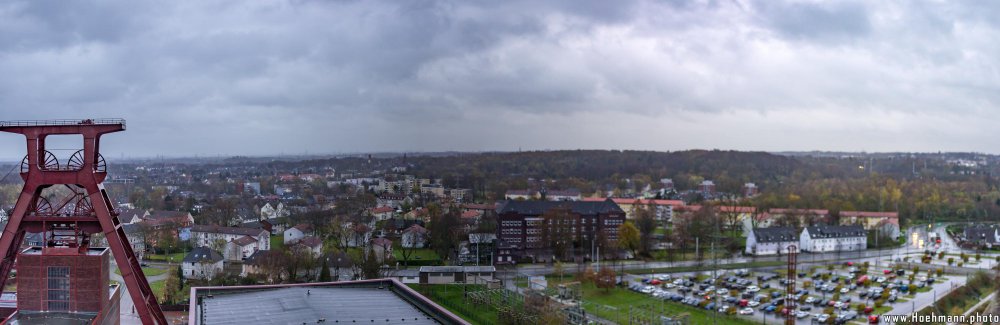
[0,119,166,324]
[785,245,797,325]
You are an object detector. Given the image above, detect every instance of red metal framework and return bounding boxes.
[0,119,166,324]
[785,245,797,325]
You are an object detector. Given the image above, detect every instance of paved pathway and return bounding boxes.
[110,262,173,324]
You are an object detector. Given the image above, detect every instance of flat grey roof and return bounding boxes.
[19,247,108,256]
[7,311,98,325]
[198,286,439,325]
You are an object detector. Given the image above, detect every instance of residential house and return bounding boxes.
[284,223,314,244]
[224,235,259,261]
[964,226,1000,247]
[182,247,225,280]
[799,225,867,253]
[371,206,395,221]
[293,236,323,257]
[340,223,372,248]
[401,224,428,248]
[839,211,900,239]
[745,227,798,256]
[504,190,536,201]
[117,208,149,225]
[121,223,147,261]
[371,237,394,263]
[582,198,682,223]
[190,225,270,253]
[543,189,581,201]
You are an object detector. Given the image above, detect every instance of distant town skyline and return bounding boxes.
[1,1,1000,159]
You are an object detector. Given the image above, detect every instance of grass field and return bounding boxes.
[394,247,441,262]
[116,266,170,277]
[270,236,284,250]
[146,252,186,263]
[149,279,165,301]
[406,284,496,325]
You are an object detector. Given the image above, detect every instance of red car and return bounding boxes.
[845,261,854,266]
[649,279,662,285]
[868,314,879,323]
[739,299,749,307]
[883,269,892,275]
[864,306,874,314]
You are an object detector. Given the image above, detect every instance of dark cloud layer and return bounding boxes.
[0,0,998,159]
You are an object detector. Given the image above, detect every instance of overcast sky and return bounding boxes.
[0,0,998,159]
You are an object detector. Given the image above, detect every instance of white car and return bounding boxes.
[805,296,816,304]
[746,285,760,293]
[717,289,729,295]
[641,286,655,294]
[665,283,676,289]
[718,306,729,313]
[816,314,830,322]
[673,279,684,285]
[834,301,844,309]
[840,288,849,294]
[748,301,760,307]
[796,311,809,319]
[739,308,754,315]
[876,277,886,283]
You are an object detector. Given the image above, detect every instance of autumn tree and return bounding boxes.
[618,221,641,258]
[634,204,658,257]
[428,204,461,260]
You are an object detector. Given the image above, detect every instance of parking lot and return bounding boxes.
[624,259,954,324]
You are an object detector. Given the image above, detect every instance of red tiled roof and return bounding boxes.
[232,235,258,246]
[404,224,427,234]
[582,197,684,207]
[461,210,480,219]
[298,236,323,248]
[371,237,393,248]
[372,206,394,214]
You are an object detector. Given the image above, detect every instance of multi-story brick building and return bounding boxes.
[495,199,626,263]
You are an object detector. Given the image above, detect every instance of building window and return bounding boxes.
[46,266,71,311]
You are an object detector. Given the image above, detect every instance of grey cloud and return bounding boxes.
[0,0,996,157]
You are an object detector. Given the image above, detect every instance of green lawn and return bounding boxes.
[407,284,496,325]
[146,252,186,263]
[270,236,284,250]
[116,266,170,277]
[149,280,165,301]
[394,247,441,262]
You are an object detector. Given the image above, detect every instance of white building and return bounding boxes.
[799,225,867,253]
[190,225,271,252]
[284,224,314,244]
[401,224,428,248]
[745,227,798,256]
[224,235,260,261]
[182,247,224,280]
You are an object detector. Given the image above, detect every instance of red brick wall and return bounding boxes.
[16,250,109,312]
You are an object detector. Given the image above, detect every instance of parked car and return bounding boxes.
[739,307,754,315]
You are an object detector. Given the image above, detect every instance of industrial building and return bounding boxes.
[188,279,467,325]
